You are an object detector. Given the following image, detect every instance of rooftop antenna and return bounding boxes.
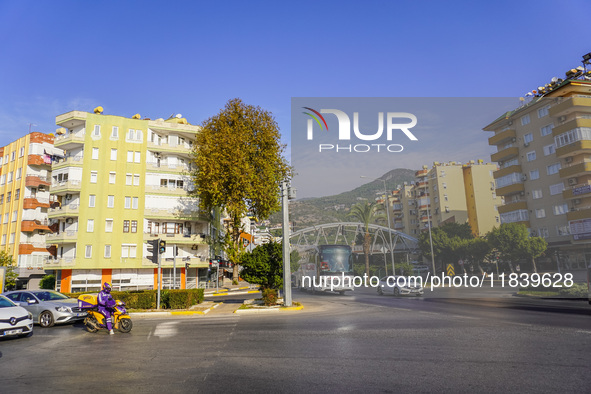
[28,123,37,132]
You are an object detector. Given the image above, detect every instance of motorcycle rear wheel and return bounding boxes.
[118,318,133,333]
[85,316,99,333]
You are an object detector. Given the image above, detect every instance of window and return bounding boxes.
[133,174,140,186]
[538,105,550,118]
[526,151,536,161]
[543,144,556,156]
[7,191,11,202]
[132,197,138,209]
[521,114,531,126]
[19,147,24,157]
[532,189,543,199]
[553,203,568,215]
[105,219,113,232]
[109,172,116,184]
[111,126,119,139]
[535,209,546,218]
[547,163,561,175]
[87,219,94,232]
[442,183,447,189]
[443,194,448,202]
[524,133,533,144]
[549,183,564,196]
[85,245,92,258]
[3,213,7,224]
[128,129,135,140]
[540,124,554,136]
[121,245,137,258]
[16,168,21,179]
[1,234,5,245]
[160,179,168,187]
[89,194,96,207]
[90,171,98,183]
[557,225,570,236]
[123,220,130,233]
[107,195,114,208]
[529,169,539,180]
[500,209,529,224]
[110,149,117,161]
[125,196,131,209]
[104,245,111,258]
[0,174,4,185]
[92,147,99,160]
[93,125,101,136]
[0,194,3,205]
[538,227,549,238]
[554,127,591,148]
[12,210,17,222]
[136,130,142,141]
[11,151,15,161]
[126,174,132,185]
[15,189,19,200]
[7,171,12,183]
[134,152,141,163]
[9,233,15,244]
[127,151,133,162]
[131,220,137,233]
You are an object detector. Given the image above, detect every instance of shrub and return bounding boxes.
[39,275,56,290]
[558,283,587,299]
[261,288,278,306]
[64,289,204,309]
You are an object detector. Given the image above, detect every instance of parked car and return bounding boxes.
[377,276,424,297]
[0,294,34,338]
[2,290,86,328]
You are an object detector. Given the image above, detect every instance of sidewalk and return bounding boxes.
[202,280,260,297]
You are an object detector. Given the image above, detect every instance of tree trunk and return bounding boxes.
[364,231,370,277]
[531,257,538,273]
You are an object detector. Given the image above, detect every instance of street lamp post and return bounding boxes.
[361,176,395,276]
[419,175,438,278]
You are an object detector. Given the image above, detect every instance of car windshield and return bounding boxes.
[31,291,69,301]
[0,295,16,308]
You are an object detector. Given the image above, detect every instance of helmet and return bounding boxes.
[102,282,112,293]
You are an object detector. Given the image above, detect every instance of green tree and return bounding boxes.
[0,251,18,291]
[39,275,56,290]
[524,237,547,273]
[348,202,385,277]
[464,237,492,274]
[488,223,547,273]
[191,98,291,280]
[240,241,283,305]
[290,249,301,273]
[418,223,474,269]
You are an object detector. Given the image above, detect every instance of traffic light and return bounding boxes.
[159,240,166,254]
[147,239,159,264]
[185,262,190,271]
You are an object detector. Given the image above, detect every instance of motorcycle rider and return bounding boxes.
[97,282,116,335]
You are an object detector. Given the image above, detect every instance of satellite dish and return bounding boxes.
[551,77,558,83]
[176,114,183,119]
[94,106,103,114]
[132,114,141,119]
[519,97,525,102]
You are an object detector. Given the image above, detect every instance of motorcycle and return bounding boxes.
[77,294,133,333]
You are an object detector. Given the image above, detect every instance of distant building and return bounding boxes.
[392,161,501,237]
[0,132,63,289]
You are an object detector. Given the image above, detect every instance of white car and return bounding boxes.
[377,276,424,297]
[0,294,34,338]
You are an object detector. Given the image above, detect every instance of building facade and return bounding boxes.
[0,132,63,288]
[484,70,591,270]
[48,109,209,292]
[392,161,500,237]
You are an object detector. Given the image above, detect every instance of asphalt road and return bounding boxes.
[1,287,590,393]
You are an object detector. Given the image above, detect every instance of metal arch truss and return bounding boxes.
[290,222,419,255]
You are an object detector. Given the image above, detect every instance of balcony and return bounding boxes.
[488,128,516,146]
[48,203,79,219]
[147,141,193,156]
[50,180,82,194]
[25,175,51,188]
[555,140,591,158]
[144,232,208,245]
[46,230,78,244]
[44,257,76,268]
[144,208,203,221]
[549,97,591,118]
[51,155,84,170]
[559,162,591,179]
[563,183,591,200]
[493,165,522,179]
[497,201,528,215]
[21,219,52,233]
[23,197,50,210]
[552,118,591,137]
[394,223,404,230]
[491,147,519,163]
[18,243,55,255]
[142,256,208,268]
[146,185,191,196]
[28,154,52,167]
[567,207,591,222]
[146,162,191,174]
[415,169,428,177]
[495,182,525,197]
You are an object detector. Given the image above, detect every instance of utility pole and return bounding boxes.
[282,180,295,307]
[173,245,177,289]
[157,252,161,309]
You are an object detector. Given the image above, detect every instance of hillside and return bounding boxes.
[268,168,416,231]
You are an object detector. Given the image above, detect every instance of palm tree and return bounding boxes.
[348,202,386,277]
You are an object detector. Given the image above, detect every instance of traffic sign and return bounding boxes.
[446,264,455,276]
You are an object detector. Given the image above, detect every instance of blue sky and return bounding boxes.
[0,0,589,196]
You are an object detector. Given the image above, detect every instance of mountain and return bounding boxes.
[268,168,416,231]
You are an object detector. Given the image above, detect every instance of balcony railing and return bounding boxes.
[44,257,76,267]
[51,180,82,193]
[46,230,78,242]
[48,203,80,217]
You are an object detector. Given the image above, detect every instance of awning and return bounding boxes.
[44,146,65,158]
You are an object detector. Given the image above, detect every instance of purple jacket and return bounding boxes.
[97,290,116,309]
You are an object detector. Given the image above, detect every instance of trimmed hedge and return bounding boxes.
[64,288,204,310]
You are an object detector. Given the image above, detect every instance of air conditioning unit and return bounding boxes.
[559,116,566,122]
[65,194,72,199]
[66,218,73,224]
[511,137,516,142]
[521,174,527,181]
[499,161,504,166]
[185,222,191,226]
[523,142,530,147]
[520,191,525,196]
[574,199,581,205]
[565,157,573,163]
[508,121,513,126]
[568,178,578,186]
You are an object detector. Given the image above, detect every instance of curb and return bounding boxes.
[130,302,222,317]
[203,286,255,295]
[233,304,304,314]
[206,290,261,297]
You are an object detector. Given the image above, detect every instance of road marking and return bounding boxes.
[152,321,179,338]
[576,330,591,335]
